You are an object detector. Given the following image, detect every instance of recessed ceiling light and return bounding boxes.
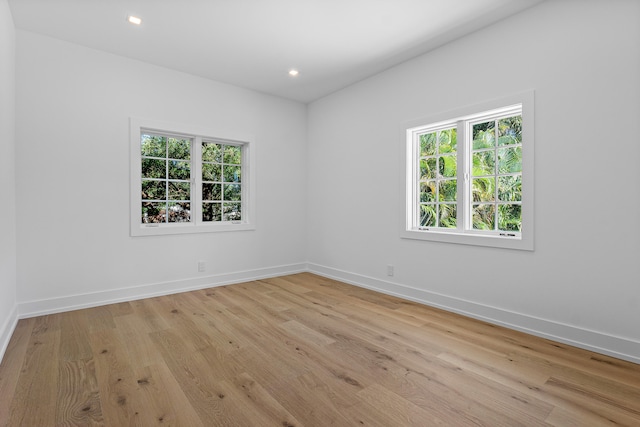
[127,15,142,25]
[288,69,299,77]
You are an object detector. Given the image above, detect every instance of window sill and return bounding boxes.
[131,221,255,237]
[401,228,533,251]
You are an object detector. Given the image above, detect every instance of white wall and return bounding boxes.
[0,0,17,360]
[8,0,640,364]
[307,0,640,362]
[15,31,308,313]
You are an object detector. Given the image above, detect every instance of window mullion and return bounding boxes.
[165,141,169,224]
[412,131,420,229]
[241,143,249,224]
[494,120,499,231]
[457,120,469,231]
[193,137,202,226]
[435,130,440,228]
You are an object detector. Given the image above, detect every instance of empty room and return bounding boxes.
[1,0,639,425]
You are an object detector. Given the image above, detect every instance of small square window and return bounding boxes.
[130,118,255,236]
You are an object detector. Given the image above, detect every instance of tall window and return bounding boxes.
[469,114,522,233]
[201,142,242,222]
[403,92,534,250]
[418,126,458,229]
[141,133,192,224]
[131,118,255,236]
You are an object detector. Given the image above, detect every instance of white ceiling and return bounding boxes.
[8,0,544,103]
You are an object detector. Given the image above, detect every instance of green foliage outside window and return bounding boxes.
[140,134,191,223]
[139,135,244,225]
[471,115,522,232]
[419,128,457,228]
[201,142,242,222]
[417,115,522,232]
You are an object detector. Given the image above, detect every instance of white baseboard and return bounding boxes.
[11,261,639,365]
[308,263,640,365]
[18,263,308,319]
[0,304,19,363]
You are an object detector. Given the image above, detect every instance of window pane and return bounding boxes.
[420,132,436,156]
[420,181,435,202]
[498,147,522,174]
[498,115,522,146]
[167,202,190,223]
[202,143,222,162]
[167,138,191,160]
[472,121,495,149]
[498,175,522,202]
[202,163,222,182]
[419,204,436,227]
[142,180,166,200]
[168,181,190,200]
[202,202,222,222]
[223,165,242,183]
[142,202,166,223]
[141,158,166,179]
[472,151,495,176]
[224,184,241,201]
[203,183,221,201]
[420,158,436,180]
[439,180,457,201]
[498,204,521,232]
[472,204,495,230]
[223,202,242,221]
[168,160,190,180]
[439,155,456,178]
[439,203,457,228]
[223,145,242,164]
[141,134,166,157]
[439,129,457,153]
[472,177,495,202]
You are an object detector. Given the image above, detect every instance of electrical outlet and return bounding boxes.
[387,265,394,277]
[198,261,206,272]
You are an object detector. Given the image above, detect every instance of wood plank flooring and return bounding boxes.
[1,273,639,426]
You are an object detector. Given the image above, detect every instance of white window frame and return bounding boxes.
[130,117,256,237]
[401,91,534,250]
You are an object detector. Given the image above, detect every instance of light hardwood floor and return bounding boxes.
[1,273,639,426]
